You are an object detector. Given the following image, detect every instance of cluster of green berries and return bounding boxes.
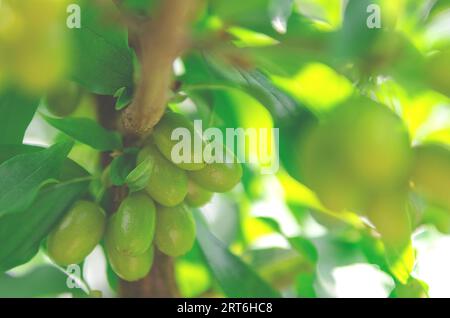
[46,112,243,282]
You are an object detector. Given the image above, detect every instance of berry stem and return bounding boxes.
[120,0,201,137]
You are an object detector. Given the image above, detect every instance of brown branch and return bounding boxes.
[120,0,200,137]
[119,250,180,298]
[106,0,203,298]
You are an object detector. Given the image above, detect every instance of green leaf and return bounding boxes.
[43,115,122,151]
[0,144,88,181]
[0,142,73,218]
[70,0,133,95]
[0,265,85,297]
[210,0,273,33]
[194,212,280,298]
[384,241,415,285]
[0,144,42,163]
[184,54,299,120]
[114,86,134,110]
[288,236,319,265]
[333,0,381,60]
[125,157,154,192]
[296,272,317,298]
[0,179,89,271]
[109,153,135,186]
[0,88,39,145]
[389,276,429,298]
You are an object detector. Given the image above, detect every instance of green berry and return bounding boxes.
[186,180,213,207]
[138,145,188,207]
[152,112,206,171]
[155,204,196,257]
[47,200,105,266]
[109,192,156,256]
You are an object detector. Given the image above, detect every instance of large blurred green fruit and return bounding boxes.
[296,123,368,213]
[188,147,242,193]
[138,145,188,207]
[425,50,450,97]
[105,218,154,282]
[296,97,412,213]
[411,144,450,211]
[109,192,156,256]
[152,112,205,171]
[367,192,411,249]
[47,200,105,266]
[155,204,196,257]
[45,81,83,117]
[328,98,412,188]
[186,179,213,207]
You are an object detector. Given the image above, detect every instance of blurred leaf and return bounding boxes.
[70,0,133,94]
[333,0,381,60]
[0,142,73,218]
[0,179,89,271]
[384,241,415,285]
[245,246,311,290]
[428,0,450,21]
[296,272,317,298]
[295,0,342,28]
[288,236,318,264]
[272,62,354,114]
[389,276,429,298]
[176,242,212,298]
[43,115,122,151]
[258,216,318,264]
[210,0,273,33]
[0,265,84,297]
[194,212,280,298]
[0,88,39,144]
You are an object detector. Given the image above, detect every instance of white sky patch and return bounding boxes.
[331,263,394,298]
[173,58,185,76]
[83,246,114,297]
[414,227,450,298]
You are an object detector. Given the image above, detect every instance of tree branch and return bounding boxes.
[121,0,200,137]
[109,0,202,298]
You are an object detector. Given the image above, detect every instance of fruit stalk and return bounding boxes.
[120,0,200,136]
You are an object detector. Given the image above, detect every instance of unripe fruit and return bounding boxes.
[109,192,156,256]
[411,144,450,210]
[47,200,105,266]
[188,148,242,193]
[295,123,367,213]
[327,98,411,189]
[367,193,411,249]
[296,98,411,213]
[425,50,450,97]
[186,180,213,207]
[138,145,188,207]
[152,112,205,171]
[45,81,82,117]
[155,204,196,257]
[105,217,154,282]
